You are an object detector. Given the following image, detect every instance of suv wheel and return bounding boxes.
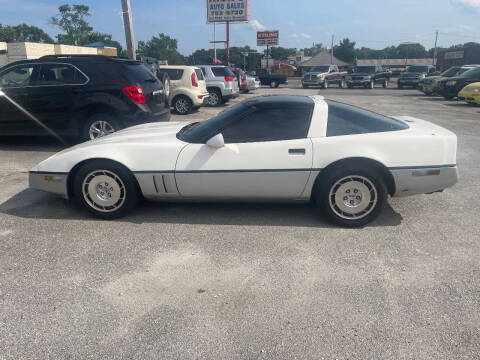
[339,79,346,88]
[83,114,119,141]
[322,81,328,89]
[369,80,375,89]
[314,166,387,227]
[383,79,389,88]
[173,96,193,115]
[270,80,278,88]
[207,89,222,107]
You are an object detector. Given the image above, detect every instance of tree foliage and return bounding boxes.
[267,46,297,60]
[137,33,187,65]
[300,44,325,57]
[333,38,356,63]
[50,4,93,45]
[188,46,261,70]
[0,23,53,43]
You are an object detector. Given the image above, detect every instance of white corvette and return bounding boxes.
[29,95,458,227]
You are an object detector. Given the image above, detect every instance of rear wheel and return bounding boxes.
[339,78,346,88]
[173,95,193,115]
[383,79,388,88]
[74,160,140,219]
[314,166,388,227]
[322,81,328,89]
[82,113,119,142]
[270,80,278,88]
[206,88,223,106]
[369,80,375,89]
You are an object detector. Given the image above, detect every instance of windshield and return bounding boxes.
[440,67,460,77]
[407,66,429,73]
[177,103,249,143]
[355,66,376,73]
[311,66,330,73]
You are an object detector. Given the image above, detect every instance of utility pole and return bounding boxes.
[213,22,217,63]
[226,21,230,66]
[433,30,439,67]
[121,0,136,60]
[266,45,270,69]
[330,34,334,64]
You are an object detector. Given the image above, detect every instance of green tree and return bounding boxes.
[266,46,296,60]
[0,23,53,43]
[49,4,93,45]
[333,38,356,63]
[137,33,186,65]
[301,44,325,57]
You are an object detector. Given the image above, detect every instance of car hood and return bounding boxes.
[459,82,480,92]
[32,121,190,173]
[400,72,425,77]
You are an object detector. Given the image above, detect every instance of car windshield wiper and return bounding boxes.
[178,122,200,138]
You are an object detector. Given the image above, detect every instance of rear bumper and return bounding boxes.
[29,171,69,199]
[122,107,171,127]
[391,165,458,197]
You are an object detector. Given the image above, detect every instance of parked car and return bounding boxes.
[139,56,171,102]
[30,95,458,227]
[158,66,209,115]
[458,82,480,105]
[419,66,475,95]
[256,68,288,88]
[197,65,239,107]
[398,65,437,88]
[0,55,170,141]
[436,66,480,100]
[302,65,348,89]
[346,65,391,89]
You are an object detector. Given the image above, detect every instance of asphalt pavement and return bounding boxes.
[1,80,479,359]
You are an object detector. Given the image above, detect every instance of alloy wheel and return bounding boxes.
[82,170,126,213]
[89,120,115,140]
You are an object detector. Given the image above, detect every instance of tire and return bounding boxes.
[270,80,278,88]
[173,95,193,115]
[157,72,171,105]
[369,80,374,89]
[382,79,388,88]
[207,88,223,106]
[322,81,328,89]
[74,160,140,219]
[339,78,346,88]
[82,113,120,142]
[444,94,455,100]
[314,165,388,227]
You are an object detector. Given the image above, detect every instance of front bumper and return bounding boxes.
[398,78,421,86]
[458,91,480,104]
[29,171,69,199]
[391,165,458,197]
[347,79,371,86]
[302,78,324,86]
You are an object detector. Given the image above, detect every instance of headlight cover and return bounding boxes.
[473,88,480,93]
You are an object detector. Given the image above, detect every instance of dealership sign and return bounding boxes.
[444,51,464,60]
[207,0,249,22]
[257,31,279,46]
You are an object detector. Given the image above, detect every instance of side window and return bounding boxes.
[211,67,226,77]
[160,68,184,80]
[221,106,312,143]
[326,101,409,137]
[0,65,36,87]
[199,67,206,77]
[37,64,87,85]
[195,69,204,80]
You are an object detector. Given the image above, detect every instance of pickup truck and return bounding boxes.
[397,65,437,89]
[346,65,391,89]
[256,68,288,88]
[302,65,347,89]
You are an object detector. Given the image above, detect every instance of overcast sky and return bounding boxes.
[1,0,479,54]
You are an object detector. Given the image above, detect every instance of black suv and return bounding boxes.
[0,55,170,141]
[437,66,480,100]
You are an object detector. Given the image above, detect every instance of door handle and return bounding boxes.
[288,148,305,155]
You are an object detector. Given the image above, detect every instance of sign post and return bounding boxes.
[257,30,279,69]
[207,0,249,66]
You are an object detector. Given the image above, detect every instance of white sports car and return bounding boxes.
[29,95,458,227]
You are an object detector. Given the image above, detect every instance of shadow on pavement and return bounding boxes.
[0,188,403,228]
[0,136,67,152]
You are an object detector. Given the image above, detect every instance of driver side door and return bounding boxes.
[175,105,313,199]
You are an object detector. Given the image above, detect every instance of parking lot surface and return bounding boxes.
[1,81,479,359]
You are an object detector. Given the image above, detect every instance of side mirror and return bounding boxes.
[206,133,225,148]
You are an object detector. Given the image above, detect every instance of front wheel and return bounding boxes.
[322,81,328,89]
[339,79,346,88]
[369,80,375,89]
[74,160,140,219]
[315,166,388,227]
[383,79,388,88]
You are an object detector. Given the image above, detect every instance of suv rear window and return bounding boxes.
[195,69,204,80]
[326,101,409,137]
[212,67,235,77]
[124,63,157,81]
[160,68,184,80]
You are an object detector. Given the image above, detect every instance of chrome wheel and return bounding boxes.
[328,175,378,220]
[207,91,220,106]
[175,97,190,114]
[82,170,126,213]
[89,120,115,140]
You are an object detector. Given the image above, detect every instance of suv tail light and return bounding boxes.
[224,76,234,82]
[123,85,146,104]
[191,72,198,87]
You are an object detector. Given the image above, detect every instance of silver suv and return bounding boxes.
[198,65,239,106]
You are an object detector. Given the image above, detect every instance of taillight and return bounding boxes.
[241,75,247,85]
[224,76,234,82]
[191,72,198,87]
[123,85,146,104]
